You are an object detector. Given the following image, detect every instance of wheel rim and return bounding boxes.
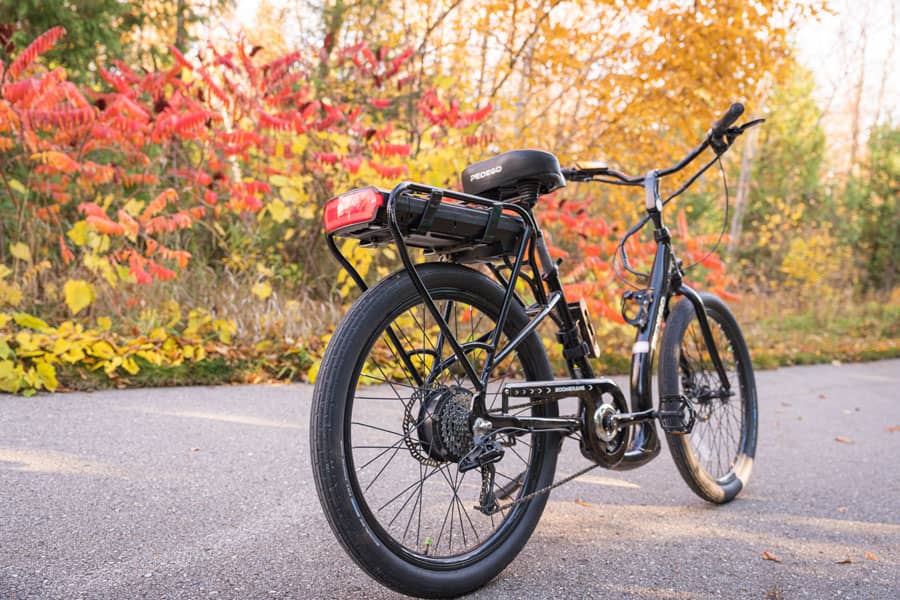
[343,290,549,567]
[678,313,749,482]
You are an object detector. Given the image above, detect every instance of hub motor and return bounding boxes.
[412,386,474,463]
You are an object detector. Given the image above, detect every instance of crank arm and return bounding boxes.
[607,408,657,429]
[480,414,581,435]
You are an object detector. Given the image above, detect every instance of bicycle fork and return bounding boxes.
[612,172,733,468]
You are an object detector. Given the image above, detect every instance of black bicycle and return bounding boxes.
[310,103,761,597]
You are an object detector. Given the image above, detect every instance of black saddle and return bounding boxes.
[460,149,565,201]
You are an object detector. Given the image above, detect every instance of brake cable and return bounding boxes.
[610,118,765,287]
[679,156,730,272]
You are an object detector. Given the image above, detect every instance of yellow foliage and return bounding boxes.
[13,312,49,331]
[83,252,117,287]
[307,358,321,383]
[67,221,89,246]
[0,280,23,307]
[252,280,273,300]
[267,198,292,223]
[9,242,31,263]
[0,359,24,393]
[0,305,248,394]
[63,280,96,316]
[779,225,853,293]
[214,319,237,344]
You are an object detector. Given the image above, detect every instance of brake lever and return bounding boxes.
[737,118,766,132]
[721,118,767,149]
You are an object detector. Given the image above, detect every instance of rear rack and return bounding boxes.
[326,181,545,398]
[327,185,527,263]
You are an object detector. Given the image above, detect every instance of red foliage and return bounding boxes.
[1,27,492,290]
[6,26,66,80]
[538,194,735,323]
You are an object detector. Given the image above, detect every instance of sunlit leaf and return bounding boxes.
[63,280,96,315]
[9,242,31,263]
[252,281,273,300]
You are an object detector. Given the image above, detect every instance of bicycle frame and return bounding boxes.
[326,160,734,471]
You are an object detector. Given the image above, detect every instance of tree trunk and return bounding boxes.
[848,6,869,171]
[728,78,769,259]
[175,0,189,52]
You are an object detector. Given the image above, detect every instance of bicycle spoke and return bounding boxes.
[345,293,544,561]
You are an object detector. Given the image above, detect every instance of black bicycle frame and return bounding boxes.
[327,168,734,470]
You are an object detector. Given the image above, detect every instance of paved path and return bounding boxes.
[2,360,899,599]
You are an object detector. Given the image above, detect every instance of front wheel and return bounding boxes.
[310,263,559,598]
[658,292,758,503]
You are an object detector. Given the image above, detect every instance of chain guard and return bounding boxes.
[579,380,631,468]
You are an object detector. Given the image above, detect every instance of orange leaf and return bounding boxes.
[761,551,782,563]
[30,151,80,173]
[834,436,853,444]
[85,215,125,235]
[864,552,878,561]
[59,235,74,265]
[141,189,177,220]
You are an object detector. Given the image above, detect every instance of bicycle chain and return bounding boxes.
[486,460,603,514]
[484,395,603,513]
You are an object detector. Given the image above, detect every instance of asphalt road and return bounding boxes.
[2,360,899,599]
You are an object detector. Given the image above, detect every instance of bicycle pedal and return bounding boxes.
[658,395,695,434]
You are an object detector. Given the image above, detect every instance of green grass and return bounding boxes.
[50,292,897,391]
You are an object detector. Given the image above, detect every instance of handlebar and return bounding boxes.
[560,103,764,283]
[709,103,744,140]
[561,102,761,186]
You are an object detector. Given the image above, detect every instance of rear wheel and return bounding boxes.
[658,292,757,503]
[310,264,559,597]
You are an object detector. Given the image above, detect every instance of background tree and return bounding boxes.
[0,0,127,80]
[846,125,900,291]
[735,63,826,289]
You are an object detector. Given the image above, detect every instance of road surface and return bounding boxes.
[2,360,899,599]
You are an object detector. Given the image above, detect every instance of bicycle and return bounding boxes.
[310,103,763,597]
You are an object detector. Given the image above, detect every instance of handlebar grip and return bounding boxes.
[710,103,744,139]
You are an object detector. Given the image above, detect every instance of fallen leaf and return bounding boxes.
[190,447,200,452]
[836,506,848,513]
[836,557,853,564]
[834,436,853,444]
[574,499,592,508]
[864,552,878,561]
[818,394,827,400]
[762,551,783,563]
[886,425,900,433]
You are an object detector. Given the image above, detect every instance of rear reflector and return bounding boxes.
[323,186,384,233]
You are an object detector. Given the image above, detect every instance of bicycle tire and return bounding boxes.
[310,263,559,597]
[658,292,757,503]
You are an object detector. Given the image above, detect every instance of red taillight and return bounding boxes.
[323,187,384,233]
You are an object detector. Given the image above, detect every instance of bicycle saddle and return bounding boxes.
[461,149,565,200]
